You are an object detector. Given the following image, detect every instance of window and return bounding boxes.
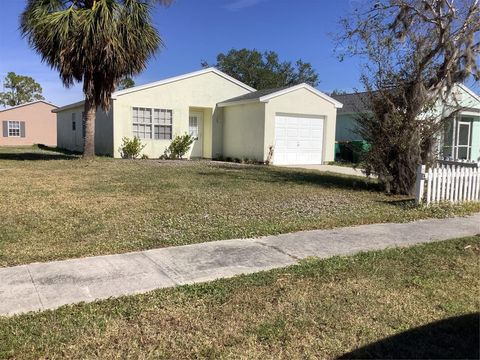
[456,121,471,160]
[8,121,20,137]
[132,107,172,140]
[189,116,199,139]
[72,113,76,131]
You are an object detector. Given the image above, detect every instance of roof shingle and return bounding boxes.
[330,92,371,114]
[219,86,289,104]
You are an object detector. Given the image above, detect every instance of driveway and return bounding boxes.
[285,164,373,178]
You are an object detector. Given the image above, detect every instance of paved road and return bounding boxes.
[1,214,479,316]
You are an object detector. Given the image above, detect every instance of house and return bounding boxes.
[54,68,343,165]
[332,84,480,162]
[0,100,58,147]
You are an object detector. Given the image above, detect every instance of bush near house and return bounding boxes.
[119,137,146,159]
[163,134,194,159]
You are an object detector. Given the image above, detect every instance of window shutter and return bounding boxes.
[20,121,26,138]
[2,121,7,137]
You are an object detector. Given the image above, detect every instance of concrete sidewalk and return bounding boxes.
[1,214,479,316]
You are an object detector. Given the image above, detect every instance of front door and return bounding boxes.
[189,111,204,158]
[456,121,471,160]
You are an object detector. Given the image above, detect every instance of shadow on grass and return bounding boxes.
[0,145,80,161]
[207,163,384,192]
[338,313,479,359]
[379,198,417,209]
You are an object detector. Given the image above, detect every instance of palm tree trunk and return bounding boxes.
[83,97,96,158]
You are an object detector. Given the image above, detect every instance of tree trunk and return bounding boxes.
[83,98,96,159]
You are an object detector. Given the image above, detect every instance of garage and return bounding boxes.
[218,83,343,165]
[274,115,324,165]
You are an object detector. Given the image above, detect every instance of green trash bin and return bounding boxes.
[337,142,353,162]
[334,142,341,161]
[350,140,370,163]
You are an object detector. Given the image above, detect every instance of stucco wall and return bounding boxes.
[0,102,57,146]
[264,88,338,163]
[211,107,224,159]
[222,102,265,161]
[56,104,113,155]
[112,71,251,158]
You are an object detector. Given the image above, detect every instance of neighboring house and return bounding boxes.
[54,68,343,165]
[332,84,480,162]
[0,100,58,147]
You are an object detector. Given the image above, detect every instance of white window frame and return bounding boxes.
[455,120,472,160]
[189,115,199,140]
[8,121,20,137]
[132,107,172,140]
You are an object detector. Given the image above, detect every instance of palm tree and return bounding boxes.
[21,0,171,158]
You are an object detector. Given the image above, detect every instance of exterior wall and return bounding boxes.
[95,107,114,156]
[56,104,113,155]
[0,102,57,146]
[468,116,480,162]
[336,114,363,142]
[222,102,265,161]
[211,107,223,159]
[56,104,82,152]
[264,88,338,163]
[112,71,251,158]
[335,85,480,162]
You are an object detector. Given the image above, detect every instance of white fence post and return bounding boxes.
[415,165,426,204]
[416,164,480,205]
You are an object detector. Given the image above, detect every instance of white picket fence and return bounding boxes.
[415,164,480,205]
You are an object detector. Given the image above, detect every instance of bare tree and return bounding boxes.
[337,0,480,195]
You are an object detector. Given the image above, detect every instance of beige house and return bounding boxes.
[1,100,58,146]
[54,68,343,165]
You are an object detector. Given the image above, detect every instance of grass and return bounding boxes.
[0,145,479,267]
[0,236,478,359]
[327,160,363,168]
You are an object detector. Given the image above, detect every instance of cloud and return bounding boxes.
[224,0,267,11]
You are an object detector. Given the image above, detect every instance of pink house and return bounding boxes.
[0,100,58,147]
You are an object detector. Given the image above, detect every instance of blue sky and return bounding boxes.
[0,0,478,107]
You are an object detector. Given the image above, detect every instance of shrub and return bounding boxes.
[163,134,194,159]
[241,157,259,164]
[265,145,274,165]
[119,137,146,159]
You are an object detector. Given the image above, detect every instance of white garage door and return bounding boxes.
[274,115,324,165]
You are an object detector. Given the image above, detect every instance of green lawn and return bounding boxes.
[1,236,478,359]
[1,145,479,267]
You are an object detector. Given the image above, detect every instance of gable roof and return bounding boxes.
[0,100,58,113]
[457,83,480,103]
[217,86,289,104]
[330,92,371,114]
[52,100,85,113]
[111,67,255,99]
[218,83,343,108]
[54,68,256,112]
[331,84,480,115]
